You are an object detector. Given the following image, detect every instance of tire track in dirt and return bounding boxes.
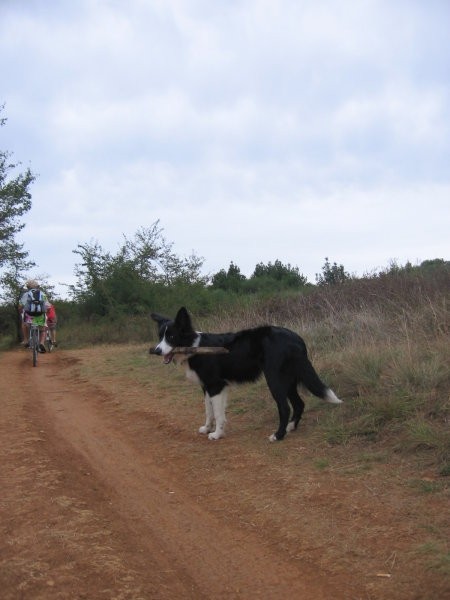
[3,349,345,599]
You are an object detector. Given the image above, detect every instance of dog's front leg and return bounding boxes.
[198,392,214,435]
[208,389,228,440]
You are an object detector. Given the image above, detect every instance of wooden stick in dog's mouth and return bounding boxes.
[149,346,229,355]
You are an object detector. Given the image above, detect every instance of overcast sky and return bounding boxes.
[1,0,449,297]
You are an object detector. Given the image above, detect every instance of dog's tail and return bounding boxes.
[299,359,342,404]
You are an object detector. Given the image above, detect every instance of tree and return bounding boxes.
[122,223,207,285]
[419,258,450,273]
[315,257,350,286]
[0,105,35,272]
[211,262,246,292]
[70,222,207,316]
[0,105,35,341]
[250,260,308,289]
[70,240,112,314]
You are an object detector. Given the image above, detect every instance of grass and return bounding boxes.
[417,541,450,575]
[401,419,450,475]
[0,334,15,351]
[313,458,330,470]
[408,479,447,494]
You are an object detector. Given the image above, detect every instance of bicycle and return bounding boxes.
[28,323,41,367]
[45,327,54,353]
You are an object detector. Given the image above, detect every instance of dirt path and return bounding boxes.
[1,347,448,599]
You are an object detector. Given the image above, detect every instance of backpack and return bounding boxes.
[25,289,45,317]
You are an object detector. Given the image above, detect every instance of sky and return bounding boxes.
[1,0,449,298]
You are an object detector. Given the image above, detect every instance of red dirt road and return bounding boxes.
[1,347,448,599]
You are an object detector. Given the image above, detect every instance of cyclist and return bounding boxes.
[46,303,58,346]
[18,280,51,353]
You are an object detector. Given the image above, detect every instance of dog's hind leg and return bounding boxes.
[265,376,291,442]
[269,396,291,441]
[198,392,214,435]
[286,384,305,433]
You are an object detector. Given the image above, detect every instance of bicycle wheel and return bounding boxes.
[46,332,53,352]
[32,330,38,367]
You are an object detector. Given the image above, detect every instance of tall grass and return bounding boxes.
[199,267,449,472]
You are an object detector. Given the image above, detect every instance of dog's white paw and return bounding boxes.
[198,426,212,434]
[208,431,224,441]
[286,422,296,433]
[269,433,277,442]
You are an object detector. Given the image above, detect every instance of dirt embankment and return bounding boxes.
[0,347,448,599]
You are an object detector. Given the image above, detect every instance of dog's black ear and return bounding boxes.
[151,312,170,325]
[175,306,192,331]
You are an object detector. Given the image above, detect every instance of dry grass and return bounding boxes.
[201,270,450,474]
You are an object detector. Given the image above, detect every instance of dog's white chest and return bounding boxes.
[185,367,201,385]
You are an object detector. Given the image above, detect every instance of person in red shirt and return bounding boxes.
[46,303,58,346]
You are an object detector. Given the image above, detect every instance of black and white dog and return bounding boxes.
[151,307,342,442]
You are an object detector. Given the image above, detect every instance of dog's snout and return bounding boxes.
[149,345,162,355]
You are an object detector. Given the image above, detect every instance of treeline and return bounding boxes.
[65,220,449,321]
[49,253,450,351]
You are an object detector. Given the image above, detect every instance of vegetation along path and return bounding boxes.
[1,346,448,599]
